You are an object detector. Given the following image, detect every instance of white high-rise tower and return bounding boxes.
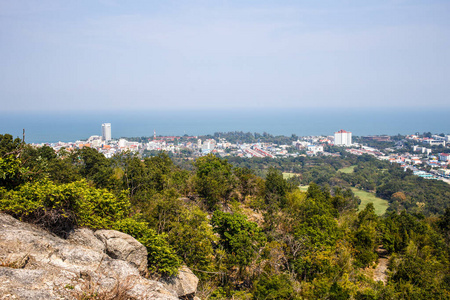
[102,123,111,141]
[334,129,352,146]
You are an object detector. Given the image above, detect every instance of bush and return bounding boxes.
[113,218,181,276]
[253,274,295,300]
[0,179,181,276]
[0,179,129,234]
[212,211,266,269]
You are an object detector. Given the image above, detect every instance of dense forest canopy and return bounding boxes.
[1,133,449,299]
[225,153,450,217]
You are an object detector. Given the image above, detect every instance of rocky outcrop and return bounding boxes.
[67,227,106,253]
[159,266,199,298]
[95,229,149,276]
[0,213,198,300]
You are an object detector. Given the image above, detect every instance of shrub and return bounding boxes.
[0,179,129,235]
[253,274,295,300]
[212,211,266,269]
[0,179,181,276]
[113,218,181,276]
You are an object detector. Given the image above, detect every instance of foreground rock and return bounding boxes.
[95,229,149,276]
[0,213,190,299]
[159,266,199,299]
[67,227,106,253]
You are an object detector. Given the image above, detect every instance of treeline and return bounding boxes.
[119,131,299,145]
[226,154,450,217]
[199,131,298,145]
[1,133,450,299]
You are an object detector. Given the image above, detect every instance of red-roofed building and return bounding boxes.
[334,129,352,146]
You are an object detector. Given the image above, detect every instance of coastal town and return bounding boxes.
[32,123,450,184]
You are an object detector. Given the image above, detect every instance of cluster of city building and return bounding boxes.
[45,123,143,158]
[37,125,355,159]
[406,134,448,147]
[32,124,449,183]
[345,134,450,182]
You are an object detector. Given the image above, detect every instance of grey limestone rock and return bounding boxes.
[95,229,149,276]
[159,265,199,298]
[0,213,179,300]
[66,227,106,253]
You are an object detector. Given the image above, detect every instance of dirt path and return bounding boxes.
[373,245,389,284]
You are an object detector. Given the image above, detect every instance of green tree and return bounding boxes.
[21,145,81,184]
[0,134,25,189]
[194,154,235,209]
[75,147,114,188]
[264,167,291,208]
[332,187,359,213]
[0,134,22,156]
[168,206,217,279]
[233,167,264,200]
[253,273,295,300]
[352,203,379,267]
[212,211,266,271]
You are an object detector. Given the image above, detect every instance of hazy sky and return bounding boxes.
[1,0,449,111]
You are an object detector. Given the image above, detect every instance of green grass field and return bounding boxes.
[295,184,387,215]
[338,165,356,174]
[282,172,299,179]
[299,185,309,192]
[282,173,309,191]
[351,187,389,216]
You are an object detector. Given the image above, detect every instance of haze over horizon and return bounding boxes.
[1,0,449,112]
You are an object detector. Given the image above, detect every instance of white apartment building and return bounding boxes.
[102,123,111,141]
[202,139,216,150]
[424,139,446,146]
[439,153,450,162]
[334,129,352,146]
[413,145,432,155]
[307,144,324,155]
[87,135,103,147]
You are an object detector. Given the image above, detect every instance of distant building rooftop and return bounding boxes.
[335,129,351,133]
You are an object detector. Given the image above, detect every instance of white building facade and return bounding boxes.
[334,129,352,146]
[102,123,111,141]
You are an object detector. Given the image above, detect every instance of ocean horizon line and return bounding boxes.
[1,108,449,144]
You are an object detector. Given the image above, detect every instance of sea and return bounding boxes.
[1,108,449,144]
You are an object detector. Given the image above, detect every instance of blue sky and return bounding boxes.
[1,0,449,111]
